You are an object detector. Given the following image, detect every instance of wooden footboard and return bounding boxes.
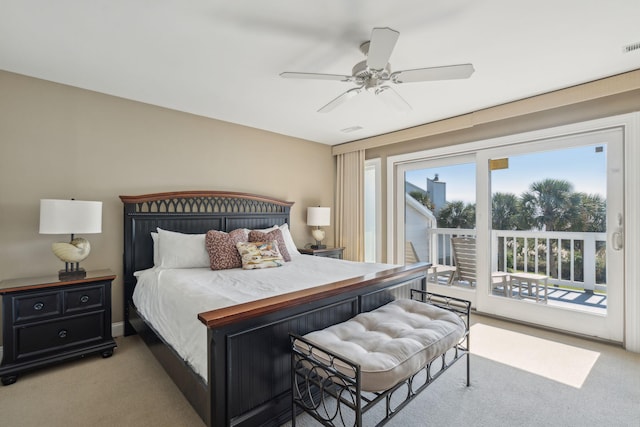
[202,262,430,427]
[198,263,428,328]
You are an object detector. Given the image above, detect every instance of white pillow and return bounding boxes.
[151,232,159,266]
[278,223,300,256]
[156,228,210,269]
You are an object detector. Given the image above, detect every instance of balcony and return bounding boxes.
[421,228,607,314]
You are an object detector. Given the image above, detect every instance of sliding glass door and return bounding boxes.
[393,123,625,341]
[478,128,624,341]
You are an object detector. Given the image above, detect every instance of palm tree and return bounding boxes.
[515,179,573,277]
[516,179,607,279]
[492,192,520,230]
[572,193,606,232]
[520,179,575,231]
[437,201,475,228]
[409,190,435,211]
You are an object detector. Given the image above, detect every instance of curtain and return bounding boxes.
[335,150,365,261]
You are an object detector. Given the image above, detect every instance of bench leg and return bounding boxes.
[466,347,471,387]
[466,331,471,387]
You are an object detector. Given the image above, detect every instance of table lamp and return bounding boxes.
[307,206,330,249]
[39,199,102,280]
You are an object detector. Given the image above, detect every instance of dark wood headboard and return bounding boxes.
[119,190,293,334]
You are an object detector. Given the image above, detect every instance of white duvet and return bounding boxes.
[133,254,394,381]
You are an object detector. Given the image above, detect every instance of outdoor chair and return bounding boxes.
[406,241,457,284]
[449,237,510,293]
[405,241,420,264]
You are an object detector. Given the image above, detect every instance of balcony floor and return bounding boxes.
[497,285,607,314]
[431,277,608,315]
[546,288,607,314]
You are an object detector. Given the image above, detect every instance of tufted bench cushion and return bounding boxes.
[299,298,466,392]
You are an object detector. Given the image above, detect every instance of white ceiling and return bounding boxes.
[2,1,639,145]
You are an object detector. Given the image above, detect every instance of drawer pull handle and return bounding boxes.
[80,295,90,303]
[33,302,44,311]
[58,330,68,339]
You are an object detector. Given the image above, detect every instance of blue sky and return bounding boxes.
[406,145,607,204]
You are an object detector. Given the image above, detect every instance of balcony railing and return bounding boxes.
[427,228,607,293]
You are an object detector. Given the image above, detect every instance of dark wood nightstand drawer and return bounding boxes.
[15,312,105,360]
[14,292,62,323]
[65,285,104,313]
[322,250,343,259]
[0,269,116,385]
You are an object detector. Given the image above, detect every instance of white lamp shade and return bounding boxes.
[39,199,102,234]
[307,207,330,226]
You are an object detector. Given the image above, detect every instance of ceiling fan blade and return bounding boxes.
[375,86,412,112]
[391,63,475,83]
[366,27,399,71]
[318,87,362,113]
[280,72,355,82]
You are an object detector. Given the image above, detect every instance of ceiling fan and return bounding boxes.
[280,27,474,113]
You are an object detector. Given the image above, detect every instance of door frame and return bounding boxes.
[476,128,623,341]
[387,112,640,351]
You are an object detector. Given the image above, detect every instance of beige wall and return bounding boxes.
[0,71,335,342]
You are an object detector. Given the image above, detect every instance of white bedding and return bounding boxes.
[133,254,395,381]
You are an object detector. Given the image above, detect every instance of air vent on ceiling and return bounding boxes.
[622,42,640,53]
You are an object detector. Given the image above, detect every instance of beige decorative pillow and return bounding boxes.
[236,241,285,270]
[249,228,291,261]
[205,228,249,270]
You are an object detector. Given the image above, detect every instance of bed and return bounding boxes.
[120,191,430,427]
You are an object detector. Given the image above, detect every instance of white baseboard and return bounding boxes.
[112,321,124,338]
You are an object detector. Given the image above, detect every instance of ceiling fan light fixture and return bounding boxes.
[281,26,474,113]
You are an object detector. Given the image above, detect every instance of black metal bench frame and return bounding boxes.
[290,290,471,427]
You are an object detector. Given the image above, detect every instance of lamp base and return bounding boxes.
[58,268,86,281]
[310,244,327,250]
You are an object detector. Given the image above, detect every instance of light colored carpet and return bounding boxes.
[0,334,205,427]
[1,315,639,427]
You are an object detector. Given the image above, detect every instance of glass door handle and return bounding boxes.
[611,213,624,251]
[612,231,624,251]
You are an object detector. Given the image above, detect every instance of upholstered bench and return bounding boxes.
[291,291,470,427]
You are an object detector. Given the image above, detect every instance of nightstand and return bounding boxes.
[0,269,117,385]
[298,247,345,259]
